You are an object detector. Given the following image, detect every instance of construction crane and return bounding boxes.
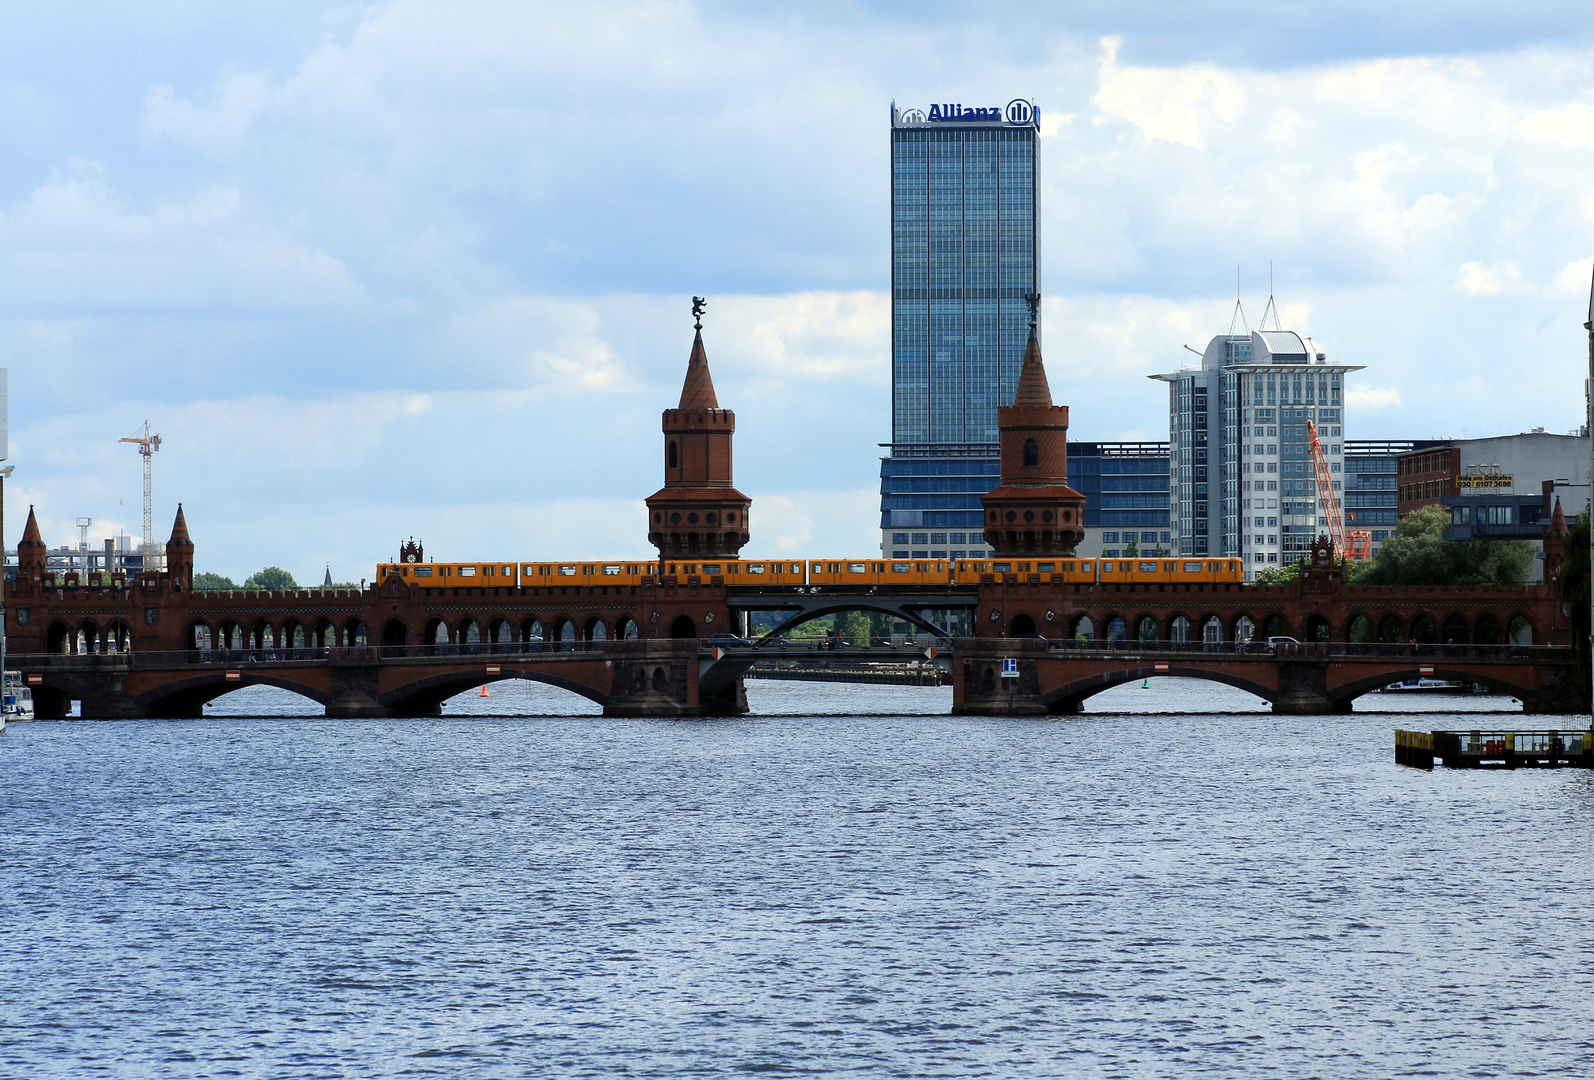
[1306,419,1369,562]
[120,421,162,571]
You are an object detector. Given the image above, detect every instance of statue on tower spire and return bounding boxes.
[692,296,706,331]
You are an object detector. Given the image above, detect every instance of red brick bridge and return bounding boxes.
[7,314,1582,719]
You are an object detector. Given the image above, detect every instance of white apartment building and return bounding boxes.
[1152,326,1363,579]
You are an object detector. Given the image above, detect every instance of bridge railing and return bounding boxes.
[1036,640,1552,660]
[9,640,612,668]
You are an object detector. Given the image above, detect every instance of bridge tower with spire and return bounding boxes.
[981,296,1087,556]
[646,298,751,557]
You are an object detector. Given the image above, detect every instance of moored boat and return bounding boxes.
[3,670,35,725]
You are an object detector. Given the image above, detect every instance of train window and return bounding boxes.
[848,562,866,573]
[702,564,721,575]
[1164,562,1175,572]
[993,562,1011,573]
[558,566,577,576]
[602,565,621,576]
[812,563,823,573]
[1183,562,1203,573]
[1061,562,1073,573]
[891,562,910,573]
[503,566,513,576]
[440,566,453,576]
[1018,562,1030,572]
[1038,562,1055,573]
[746,563,766,574]
[482,566,494,576]
[1081,562,1092,573]
[1139,562,1157,573]
[460,566,477,576]
[414,567,433,577]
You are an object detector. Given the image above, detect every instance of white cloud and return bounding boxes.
[1092,36,1247,149]
[1346,386,1402,410]
[1514,102,1594,147]
[142,73,272,157]
[1456,260,1527,295]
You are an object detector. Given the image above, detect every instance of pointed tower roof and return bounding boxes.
[1550,496,1567,535]
[323,565,333,587]
[1011,325,1054,407]
[677,329,720,410]
[20,505,42,546]
[168,504,192,547]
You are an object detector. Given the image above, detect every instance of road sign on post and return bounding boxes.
[1000,657,1019,679]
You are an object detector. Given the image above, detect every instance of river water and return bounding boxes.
[2,679,1590,1077]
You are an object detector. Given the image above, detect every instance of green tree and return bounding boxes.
[243,566,298,590]
[836,610,873,645]
[1349,504,1536,586]
[1123,535,1140,557]
[192,571,237,590]
[1252,563,1302,586]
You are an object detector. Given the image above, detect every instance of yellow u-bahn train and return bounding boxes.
[375,556,1244,588]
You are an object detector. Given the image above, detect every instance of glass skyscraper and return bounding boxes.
[879,99,1041,558]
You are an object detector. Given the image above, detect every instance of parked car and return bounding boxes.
[707,633,753,648]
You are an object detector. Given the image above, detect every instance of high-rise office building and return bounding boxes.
[1151,319,1363,578]
[879,98,1041,558]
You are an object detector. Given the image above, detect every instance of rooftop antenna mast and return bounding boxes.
[119,421,162,571]
[1227,265,1250,337]
[1259,261,1282,331]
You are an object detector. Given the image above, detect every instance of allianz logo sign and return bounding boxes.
[918,99,1034,124]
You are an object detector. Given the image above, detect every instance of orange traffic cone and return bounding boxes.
[478,685,489,698]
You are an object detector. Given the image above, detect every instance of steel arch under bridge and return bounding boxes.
[725,585,979,641]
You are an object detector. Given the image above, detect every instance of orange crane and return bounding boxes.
[1306,419,1370,561]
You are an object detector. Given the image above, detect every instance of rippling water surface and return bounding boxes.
[2,679,1591,1077]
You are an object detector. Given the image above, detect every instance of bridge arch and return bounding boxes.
[1411,614,1439,644]
[132,671,333,718]
[46,620,70,653]
[425,617,449,649]
[614,616,639,641]
[670,614,696,639]
[751,599,956,644]
[1474,613,1501,645]
[1261,613,1292,640]
[1069,614,1094,643]
[105,619,134,652]
[1010,612,1037,636]
[1378,614,1404,644]
[185,619,211,652]
[1133,614,1159,644]
[1329,666,1533,710]
[1442,614,1469,645]
[520,617,544,645]
[379,666,609,716]
[1042,666,1278,713]
[584,617,607,643]
[1305,612,1332,642]
[1167,614,1191,644]
[1347,613,1373,644]
[1508,614,1533,646]
[382,618,408,648]
[77,619,100,654]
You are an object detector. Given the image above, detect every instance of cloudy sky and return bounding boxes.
[3,2,1593,581]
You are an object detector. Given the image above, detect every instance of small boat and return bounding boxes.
[1378,678,1465,694]
[3,670,35,725]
